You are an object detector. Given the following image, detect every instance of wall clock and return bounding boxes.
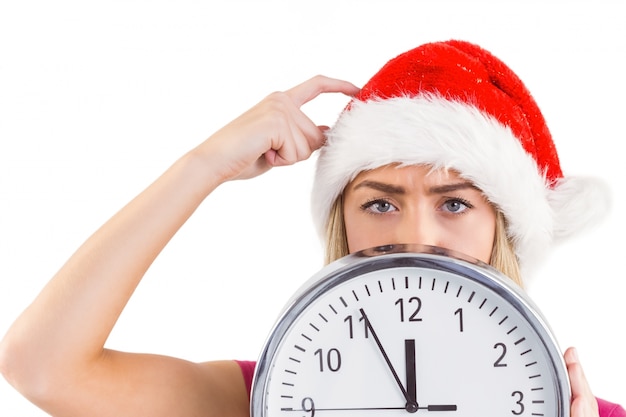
[251,244,570,416]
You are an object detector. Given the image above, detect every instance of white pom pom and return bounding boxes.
[549,176,612,241]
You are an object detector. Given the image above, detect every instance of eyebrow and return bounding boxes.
[352,180,406,194]
[352,180,479,195]
[429,182,480,194]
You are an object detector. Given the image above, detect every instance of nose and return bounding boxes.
[395,213,441,248]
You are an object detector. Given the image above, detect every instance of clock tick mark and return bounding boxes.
[352,290,359,301]
[319,313,328,322]
[531,386,544,391]
[378,280,384,292]
[392,277,396,290]
[285,369,296,375]
[467,291,475,303]
[294,345,306,352]
[329,304,337,314]
[301,333,312,341]
[529,374,542,379]
[431,278,436,291]
[405,276,409,289]
[364,284,371,296]
[339,296,348,307]
[489,306,498,316]
[525,361,538,367]
[456,285,463,297]
[418,276,422,289]
[521,348,532,355]
[499,316,509,325]
[514,337,526,345]
[309,323,320,332]
[444,281,450,293]
[288,357,300,363]
[507,325,517,334]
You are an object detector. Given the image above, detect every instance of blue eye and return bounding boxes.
[361,199,398,214]
[442,199,471,214]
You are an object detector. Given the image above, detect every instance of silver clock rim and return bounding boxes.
[251,244,571,417]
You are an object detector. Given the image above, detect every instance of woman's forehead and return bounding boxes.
[349,164,464,185]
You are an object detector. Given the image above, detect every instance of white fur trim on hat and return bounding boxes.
[311,95,610,278]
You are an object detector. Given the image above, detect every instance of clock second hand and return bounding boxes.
[359,308,416,411]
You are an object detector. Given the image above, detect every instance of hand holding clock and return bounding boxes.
[565,348,600,417]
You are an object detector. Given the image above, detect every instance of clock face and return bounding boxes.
[252,245,570,417]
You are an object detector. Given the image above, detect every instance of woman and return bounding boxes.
[0,40,622,417]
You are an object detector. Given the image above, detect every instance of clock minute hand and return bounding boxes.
[359,308,414,411]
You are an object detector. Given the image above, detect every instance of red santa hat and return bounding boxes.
[312,40,610,277]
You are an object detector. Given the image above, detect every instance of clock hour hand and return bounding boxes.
[405,339,417,406]
[359,308,418,412]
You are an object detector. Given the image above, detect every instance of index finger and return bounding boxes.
[286,75,360,106]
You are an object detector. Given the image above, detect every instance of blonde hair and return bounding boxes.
[323,197,523,288]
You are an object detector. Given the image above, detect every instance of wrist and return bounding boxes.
[181,140,235,193]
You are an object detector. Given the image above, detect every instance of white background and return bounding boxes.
[1,0,624,414]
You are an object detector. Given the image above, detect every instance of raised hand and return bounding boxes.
[0,75,358,417]
[197,75,359,182]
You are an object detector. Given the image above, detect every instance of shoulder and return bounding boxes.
[598,397,626,417]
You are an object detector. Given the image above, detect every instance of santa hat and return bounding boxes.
[312,40,610,277]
